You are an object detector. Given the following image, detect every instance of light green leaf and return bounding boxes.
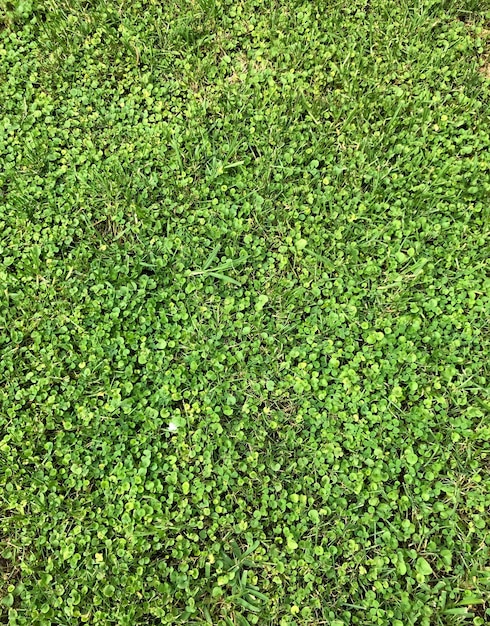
[416,557,433,576]
[255,294,269,312]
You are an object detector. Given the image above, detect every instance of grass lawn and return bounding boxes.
[1,0,490,624]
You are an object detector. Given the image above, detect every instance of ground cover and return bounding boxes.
[1,0,490,624]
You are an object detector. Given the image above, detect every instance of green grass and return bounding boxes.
[1,0,490,624]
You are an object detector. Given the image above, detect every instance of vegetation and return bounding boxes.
[1,0,490,624]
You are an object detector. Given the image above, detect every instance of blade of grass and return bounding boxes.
[208,272,241,286]
[203,244,221,270]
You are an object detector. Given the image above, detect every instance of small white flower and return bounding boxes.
[168,421,178,432]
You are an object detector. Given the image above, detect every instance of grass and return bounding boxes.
[1,0,490,624]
